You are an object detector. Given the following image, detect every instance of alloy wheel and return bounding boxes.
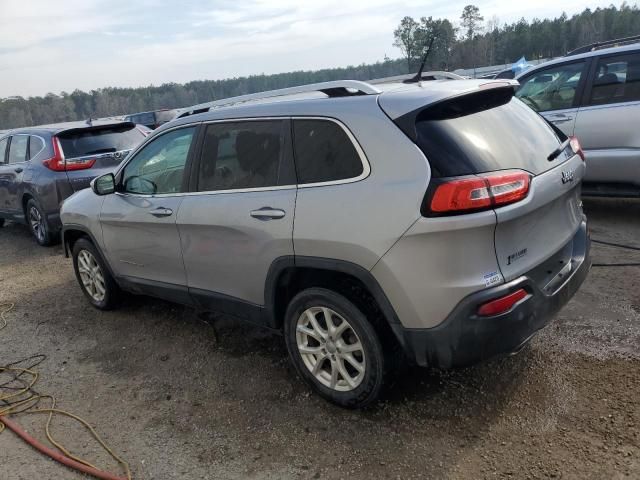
[29,206,45,243]
[295,306,366,392]
[77,249,106,302]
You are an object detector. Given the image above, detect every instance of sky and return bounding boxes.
[0,0,620,98]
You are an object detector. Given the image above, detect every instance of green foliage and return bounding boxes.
[461,5,484,40]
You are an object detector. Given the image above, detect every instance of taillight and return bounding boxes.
[428,170,530,215]
[42,136,96,171]
[42,137,66,171]
[477,288,528,316]
[569,136,585,161]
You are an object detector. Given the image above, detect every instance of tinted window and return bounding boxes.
[589,53,640,105]
[414,96,563,178]
[516,61,585,111]
[293,119,363,184]
[29,136,45,159]
[122,127,196,194]
[127,113,155,126]
[8,135,28,164]
[0,137,7,164]
[58,125,145,159]
[198,121,288,191]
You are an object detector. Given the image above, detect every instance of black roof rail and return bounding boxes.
[566,34,640,56]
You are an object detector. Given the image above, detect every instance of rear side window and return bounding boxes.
[197,120,292,191]
[589,53,640,105]
[414,93,564,178]
[0,137,7,163]
[29,136,45,159]
[8,135,28,164]
[293,119,364,184]
[57,125,145,159]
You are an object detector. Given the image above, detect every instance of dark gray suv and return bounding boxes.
[0,120,147,245]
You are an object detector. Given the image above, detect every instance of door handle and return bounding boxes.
[548,114,573,124]
[14,167,23,173]
[149,207,174,217]
[250,207,286,220]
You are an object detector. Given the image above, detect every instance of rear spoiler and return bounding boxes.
[56,122,136,137]
[392,82,518,142]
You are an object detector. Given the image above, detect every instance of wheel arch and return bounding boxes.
[62,224,118,281]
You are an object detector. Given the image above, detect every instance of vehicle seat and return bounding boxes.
[592,72,621,104]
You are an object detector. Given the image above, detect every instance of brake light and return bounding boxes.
[477,288,528,316]
[429,170,530,214]
[569,136,585,161]
[42,137,66,171]
[42,136,96,171]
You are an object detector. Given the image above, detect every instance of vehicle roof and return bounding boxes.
[164,78,515,130]
[516,43,640,79]
[2,119,134,136]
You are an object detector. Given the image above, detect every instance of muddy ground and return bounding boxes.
[0,197,638,479]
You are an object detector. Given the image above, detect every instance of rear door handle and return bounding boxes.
[149,207,173,217]
[14,167,23,173]
[548,114,573,124]
[250,207,286,220]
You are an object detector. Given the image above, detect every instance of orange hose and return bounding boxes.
[0,415,127,480]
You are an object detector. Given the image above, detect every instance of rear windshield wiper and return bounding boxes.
[547,139,571,162]
[81,147,118,155]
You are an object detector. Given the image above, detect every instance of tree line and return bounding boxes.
[1,3,639,130]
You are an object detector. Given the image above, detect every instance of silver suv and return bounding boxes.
[515,40,640,196]
[61,79,591,408]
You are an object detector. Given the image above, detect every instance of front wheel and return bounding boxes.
[72,238,121,310]
[284,288,387,408]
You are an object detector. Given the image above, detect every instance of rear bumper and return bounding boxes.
[395,219,590,368]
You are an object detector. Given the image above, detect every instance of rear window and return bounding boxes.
[57,125,145,159]
[293,119,364,184]
[414,93,564,178]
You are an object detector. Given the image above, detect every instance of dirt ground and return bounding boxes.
[0,197,639,480]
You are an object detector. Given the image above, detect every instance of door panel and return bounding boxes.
[178,189,296,306]
[100,194,186,286]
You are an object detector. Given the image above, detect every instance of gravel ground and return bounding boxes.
[0,197,639,480]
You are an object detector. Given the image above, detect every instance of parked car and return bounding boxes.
[61,79,590,407]
[124,109,177,129]
[0,120,147,245]
[515,39,640,196]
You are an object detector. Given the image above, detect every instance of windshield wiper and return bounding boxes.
[547,139,571,162]
[83,147,117,155]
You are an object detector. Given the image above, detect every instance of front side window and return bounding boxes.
[516,62,585,112]
[197,120,287,191]
[122,127,196,194]
[0,138,8,164]
[589,53,640,105]
[293,119,364,184]
[8,135,28,164]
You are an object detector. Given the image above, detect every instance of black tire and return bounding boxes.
[72,237,121,310]
[25,198,55,246]
[284,287,386,408]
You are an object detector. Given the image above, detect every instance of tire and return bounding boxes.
[72,237,121,310]
[284,287,387,408]
[25,198,55,246]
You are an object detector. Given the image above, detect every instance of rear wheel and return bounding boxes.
[72,238,120,310]
[26,198,54,246]
[284,288,386,408]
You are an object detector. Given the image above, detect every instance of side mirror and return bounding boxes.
[91,173,116,196]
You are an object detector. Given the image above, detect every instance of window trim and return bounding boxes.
[0,136,8,164]
[114,123,200,198]
[7,134,30,165]
[517,59,591,112]
[582,50,640,107]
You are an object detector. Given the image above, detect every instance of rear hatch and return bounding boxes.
[380,82,585,282]
[55,122,146,190]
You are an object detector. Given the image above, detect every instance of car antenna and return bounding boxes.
[404,35,436,83]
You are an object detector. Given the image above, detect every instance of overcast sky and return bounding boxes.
[0,0,618,98]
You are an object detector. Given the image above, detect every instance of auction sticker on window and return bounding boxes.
[483,271,503,287]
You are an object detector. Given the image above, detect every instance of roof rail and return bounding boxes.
[177,80,381,118]
[566,34,640,56]
[369,71,464,85]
